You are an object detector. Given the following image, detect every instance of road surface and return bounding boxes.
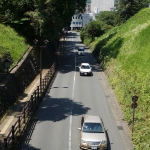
[20,31,133,150]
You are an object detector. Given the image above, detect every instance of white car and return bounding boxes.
[79,63,92,76]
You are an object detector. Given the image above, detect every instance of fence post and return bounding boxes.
[37,86,39,98]
[48,71,50,79]
[4,138,7,150]
[34,90,36,102]
[45,77,46,88]
[12,125,15,149]
[31,95,33,111]
[18,116,21,133]
[23,108,26,124]
[34,90,37,104]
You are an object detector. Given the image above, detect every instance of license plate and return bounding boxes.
[91,147,97,149]
[84,73,87,75]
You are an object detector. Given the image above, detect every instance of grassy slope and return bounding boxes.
[0,23,29,65]
[90,8,150,150]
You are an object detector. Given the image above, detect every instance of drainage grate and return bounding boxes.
[118,126,123,130]
[105,95,110,98]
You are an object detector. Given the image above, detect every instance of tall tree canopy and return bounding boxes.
[115,0,150,24]
[0,0,86,41]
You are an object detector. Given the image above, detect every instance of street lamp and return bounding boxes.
[2,57,12,74]
[131,95,138,136]
[33,39,49,86]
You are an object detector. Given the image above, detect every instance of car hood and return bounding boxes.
[82,132,106,141]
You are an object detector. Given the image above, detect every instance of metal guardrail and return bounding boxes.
[1,61,57,150]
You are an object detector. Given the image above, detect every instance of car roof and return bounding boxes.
[78,46,84,49]
[84,115,102,123]
[81,63,90,66]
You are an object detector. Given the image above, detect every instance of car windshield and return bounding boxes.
[78,49,84,51]
[81,65,90,69]
[82,123,104,133]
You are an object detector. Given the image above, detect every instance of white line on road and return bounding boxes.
[69,42,76,150]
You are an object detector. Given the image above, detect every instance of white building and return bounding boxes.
[91,0,116,13]
[70,0,116,30]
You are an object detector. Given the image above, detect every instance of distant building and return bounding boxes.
[70,0,116,30]
[85,0,91,13]
[70,14,83,30]
[91,0,116,13]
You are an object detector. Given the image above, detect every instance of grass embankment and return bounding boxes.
[0,23,29,66]
[90,8,150,150]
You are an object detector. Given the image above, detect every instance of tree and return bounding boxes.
[24,0,86,40]
[0,0,86,41]
[95,11,117,26]
[115,0,150,24]
[81,20,105,42]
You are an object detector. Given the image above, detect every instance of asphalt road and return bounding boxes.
[21,31,133,150]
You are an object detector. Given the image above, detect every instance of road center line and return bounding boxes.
[69,41,76,150]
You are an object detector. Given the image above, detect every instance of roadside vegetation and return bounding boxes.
[83,8,150,150]
[0,23,29,70]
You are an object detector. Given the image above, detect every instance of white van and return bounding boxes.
[78,46,84,56]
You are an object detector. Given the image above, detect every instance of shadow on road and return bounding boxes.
[19,96,90,149]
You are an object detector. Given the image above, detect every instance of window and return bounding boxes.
[82,123,104,133]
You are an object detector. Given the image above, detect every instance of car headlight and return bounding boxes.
[101,139,107,145]
[81,139,86,144]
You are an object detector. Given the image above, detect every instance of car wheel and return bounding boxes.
[80,73,81,76]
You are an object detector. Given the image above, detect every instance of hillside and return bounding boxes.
[0,23,29,66]
[90,8,150,149]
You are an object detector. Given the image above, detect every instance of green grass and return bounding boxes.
[90,8,150,150]
[0,23,29,66]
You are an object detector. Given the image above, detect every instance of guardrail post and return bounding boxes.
[4,138,7,150]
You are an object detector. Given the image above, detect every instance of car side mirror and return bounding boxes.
[78,128,81,131]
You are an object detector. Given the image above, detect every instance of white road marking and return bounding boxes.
[69,41,76,150]
[0,116,14,134]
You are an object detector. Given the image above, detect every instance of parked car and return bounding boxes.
[79,63,92,76]
[78,46,85,56]
[78,115,107,150]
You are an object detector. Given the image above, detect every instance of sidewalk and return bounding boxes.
[0,69,50,146]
